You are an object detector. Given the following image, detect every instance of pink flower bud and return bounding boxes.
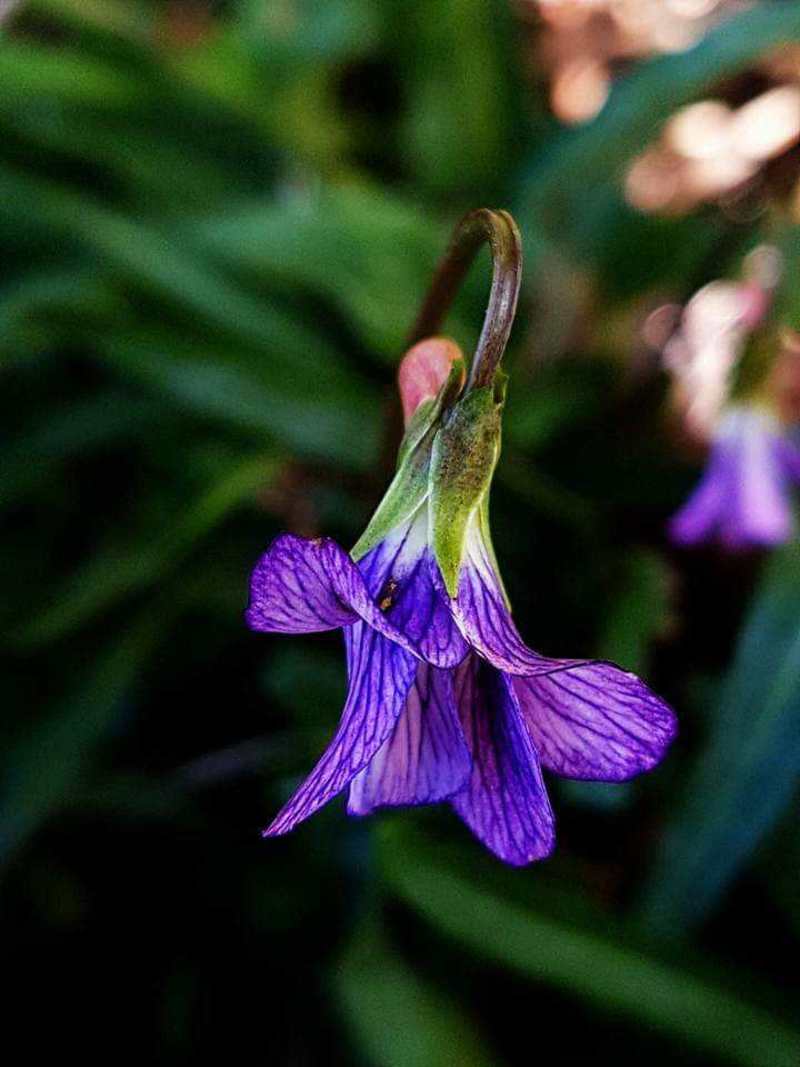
[397,337,465,425]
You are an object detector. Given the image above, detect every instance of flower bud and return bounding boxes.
[397,337,465,425]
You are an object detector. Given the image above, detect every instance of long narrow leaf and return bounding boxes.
[640,541,800,933]
[14,454,277,648]
[381,829,800,1067]
[335,916,498,1067]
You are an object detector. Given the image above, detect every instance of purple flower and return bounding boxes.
[669,406,800,550]
[246,341,676,866]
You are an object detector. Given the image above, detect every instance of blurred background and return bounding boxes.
[3,0,800,1063]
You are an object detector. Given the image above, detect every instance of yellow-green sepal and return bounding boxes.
[397,357,466,467]
[351,358,466,562]
[429,374,506,597]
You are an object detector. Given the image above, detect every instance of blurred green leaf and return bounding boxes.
[0,166,357,373]
[24,0,153,40]
[760,815,800,941]
[14,453,277,648]
[381,828,800,1067]
[0,391,164,507]
[336,914,498,1067]
[0,612,163,864]
[0,41,141,106]
[196,184,449,357]
[390,0,520,200]
[505,376,598,452]
[235,0,379,61]
[597,550,669,674]
[0,268,118,357]
[100,332,379,468]
[640,541,800,934]
[262,646,345,735]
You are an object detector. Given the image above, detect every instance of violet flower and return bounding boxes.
[669,406,800,550]
[246,210,676,865]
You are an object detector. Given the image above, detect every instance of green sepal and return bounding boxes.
[397,357,466,467]
[351,358,466,562]
[429,375,506,597]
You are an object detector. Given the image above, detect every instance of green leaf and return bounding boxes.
[196,184,451,357]
[597,550,669,674]
[381,828,800,1067]
[0,267,119,357]
[639,541,800,934]
[100,333,379,470]
[390,0,522,199]
[352,359,465,560]
[0,612,163,864]
[335,915,497,1067]
[0,391,163,507]
[14,453,278,648]
[0,41,141,107]
[24,0,154,41]
[0,166,359,377]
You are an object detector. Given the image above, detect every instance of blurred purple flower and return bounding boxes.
[246,341,676,865]
[669,406,800,550]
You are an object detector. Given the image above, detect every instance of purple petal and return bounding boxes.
[386,552,469,667]
[725,425,791,547]
[433,526,585,677]
[514,663,677,782]
[451,656,555,866]
[668,439,732,546]
[670,409,794,549]
[358,518,469,667]
[246,534,416,655]
[347,664,471,814]
[773,433,800,483]
[264,623,418,836]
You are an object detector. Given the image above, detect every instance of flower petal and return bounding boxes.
[514,663,677,782]
[451,657,555,866]
[435,523,585,677]
[774,433,800,483]
[246,534,416,654]
[669,441,731,546]
[359,517,469,667]
[726,427,791,547]
[347,664,471,814]
[388,553,469,667]
[670,409,794,549]
[264,624,418,836]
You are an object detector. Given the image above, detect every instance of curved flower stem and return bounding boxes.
[407,208,522,390]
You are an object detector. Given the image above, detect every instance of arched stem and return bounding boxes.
[406,208,522,390]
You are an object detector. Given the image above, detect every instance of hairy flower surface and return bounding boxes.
[247,338,676,865]
[670,406,800,550]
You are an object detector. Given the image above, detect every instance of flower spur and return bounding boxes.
[246,210,676,865]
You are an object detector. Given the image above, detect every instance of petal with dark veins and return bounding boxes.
[514,663,677,781]
[246,534,416,655]
[264,624,418,836]
[348,663,470,814]
[451,656,555,866]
